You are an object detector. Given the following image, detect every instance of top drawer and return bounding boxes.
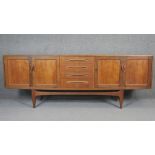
[60,56,94,66]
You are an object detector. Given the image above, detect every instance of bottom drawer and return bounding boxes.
[61,80,92,88]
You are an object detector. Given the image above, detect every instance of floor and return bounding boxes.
[0,95,155,121]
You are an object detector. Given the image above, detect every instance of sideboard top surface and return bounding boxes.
[3,54,153,57]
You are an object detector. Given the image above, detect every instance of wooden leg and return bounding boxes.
[40,96,44,100]
[32,90,36,108]
[118,90,124,109]
[30,90,125,109]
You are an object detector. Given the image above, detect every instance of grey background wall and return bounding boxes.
[0,34,154,99]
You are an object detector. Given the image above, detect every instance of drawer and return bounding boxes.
[61,80,91,88]
[64,65,89,73]
[61,76,94,88]
[61,56,94,66]
[60,56,95,89]
[62,67,93,79]
[62,76,92,81]
[64,73,89,78]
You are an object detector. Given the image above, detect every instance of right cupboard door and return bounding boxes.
[95,57,122,88]
[125,56,152,88]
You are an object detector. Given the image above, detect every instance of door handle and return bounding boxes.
[31,64,35,72]
[121,64,126,72]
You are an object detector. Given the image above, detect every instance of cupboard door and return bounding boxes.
[95,57,121,88]
[125,57,152,87]
[32,56,59,88]
[4,56,30,88]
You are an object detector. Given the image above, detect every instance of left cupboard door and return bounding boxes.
[32,56,59,88]
[4,56,31,88]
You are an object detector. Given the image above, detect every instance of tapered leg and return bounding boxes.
[32,90,36,108]
[40,96,44,100]
[119,90,124,109]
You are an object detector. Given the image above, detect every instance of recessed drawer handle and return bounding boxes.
[65,59,88,61]
[67,66,87,69]
[66,74,88,77]
[66,81,89,84]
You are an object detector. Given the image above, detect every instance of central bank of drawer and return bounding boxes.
[60,56,94,88]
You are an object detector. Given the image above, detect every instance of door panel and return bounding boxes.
[4,56,30,88]
[32,57,59,87]
[95,57,121,87]
[125,59,149,87]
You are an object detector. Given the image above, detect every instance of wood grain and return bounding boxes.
[125,59,149,86]
[3,55,153,90]
[4,56,30,88]
[95,58,121,87]
[32,57,59,88]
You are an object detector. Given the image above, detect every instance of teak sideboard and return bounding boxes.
[3,55,153,108]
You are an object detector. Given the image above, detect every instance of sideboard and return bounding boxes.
[3,55,153,108]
